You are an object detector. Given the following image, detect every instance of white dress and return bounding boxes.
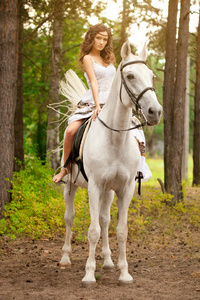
[66,58,152,182]
[68,58,116,124]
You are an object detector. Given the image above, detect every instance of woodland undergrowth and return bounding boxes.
[0,154,200,249]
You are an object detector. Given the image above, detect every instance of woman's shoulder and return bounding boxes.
[82,55,94,72]
[83,55,94,64]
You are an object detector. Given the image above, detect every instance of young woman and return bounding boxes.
[53,23,152,183]
[53,23,116,183]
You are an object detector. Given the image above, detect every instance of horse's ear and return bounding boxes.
[138,42,148,61]
[121,41,131,60]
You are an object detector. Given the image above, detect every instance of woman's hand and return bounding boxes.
[93,105,101,121]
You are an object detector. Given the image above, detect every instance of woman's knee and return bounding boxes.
[66,124,78,138]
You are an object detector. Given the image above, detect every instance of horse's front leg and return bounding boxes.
[82,181,101,284]
[100,190,115,269]
[60,182,77,267]
[116,182,135,284]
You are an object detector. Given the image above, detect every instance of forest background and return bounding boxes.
[0,0,200,216]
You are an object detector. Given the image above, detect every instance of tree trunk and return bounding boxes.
[114,0,131,63]
[193,8,200,186]
[163,0,178,194]
[14,0,24,172]
[120,0,129,46]
[46,1,63,169]
[147,134,155,157]
[182,56,190,181]
[0,0,19,211]
[163,0,190,203]
[171,0,190,202]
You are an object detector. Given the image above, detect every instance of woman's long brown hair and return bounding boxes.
[79,23,116,66]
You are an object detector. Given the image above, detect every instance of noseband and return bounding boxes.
[120,60,155,112]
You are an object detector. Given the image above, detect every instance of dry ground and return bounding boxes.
[1,232,200,300]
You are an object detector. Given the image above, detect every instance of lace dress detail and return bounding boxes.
[68,60,116,124]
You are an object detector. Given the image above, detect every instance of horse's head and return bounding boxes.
[120,41,162,125]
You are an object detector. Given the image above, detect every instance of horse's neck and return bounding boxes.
[102,69,132,131]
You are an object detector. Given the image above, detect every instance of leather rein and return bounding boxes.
[97,60,155,133]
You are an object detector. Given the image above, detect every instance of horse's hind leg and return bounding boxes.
[60,183,77,267]
[100,190,115,269]
[116,183,135,283]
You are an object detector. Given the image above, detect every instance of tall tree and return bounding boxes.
[163,0,190,203]
[171,0,190,201]
[14,0,24,172]
[46,0,93,168]
[163,0,178,196]
[0,0,19,211]
[119,1,131,48]
[46,0,64,169]
[15,0,94,165]
[193,6,200,186]
[113,0,162,63]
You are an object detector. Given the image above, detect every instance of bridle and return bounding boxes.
[97,59,155,133]
[120,60,155,112]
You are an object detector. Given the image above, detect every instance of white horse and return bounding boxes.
[59,41,162,285]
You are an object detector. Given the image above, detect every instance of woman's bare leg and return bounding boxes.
[53,119,83,183]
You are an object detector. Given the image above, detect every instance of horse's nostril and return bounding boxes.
[148,107,154,115]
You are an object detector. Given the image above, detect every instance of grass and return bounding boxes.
[0,154,199,247]
[70,156,200,245]
[126,155,200,247]
[144,155,193,186]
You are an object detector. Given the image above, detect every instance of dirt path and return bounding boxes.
[0,236,200,300]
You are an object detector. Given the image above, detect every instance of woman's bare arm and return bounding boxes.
[83,55,101,120]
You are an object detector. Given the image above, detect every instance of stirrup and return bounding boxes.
[135,171,143,195]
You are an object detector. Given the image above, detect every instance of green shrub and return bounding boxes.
[0,154,65,239]
[1,155,199,246]
[73,188,90,241]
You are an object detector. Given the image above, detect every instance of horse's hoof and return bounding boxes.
[59,262,71,269]
[118,279,133,286]
[82,281,96,288]
[102,265,115,272]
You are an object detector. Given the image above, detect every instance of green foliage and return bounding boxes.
[73,188,90,242]
[23,30,50,160]
[0,145,90,241]
[23,17,91,159]
[125,158,199,244]
[146,156,194,187]
[0,152,65,239]
[1,155,199,246]
[71,181,200,243]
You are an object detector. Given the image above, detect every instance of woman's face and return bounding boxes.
[92,31,108,51]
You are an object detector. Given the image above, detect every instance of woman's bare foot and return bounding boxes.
[53,168,67,183]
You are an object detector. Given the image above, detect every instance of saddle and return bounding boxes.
[64,116,142,194]
[64,117,92,182]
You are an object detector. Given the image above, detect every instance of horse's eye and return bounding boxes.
[127,74,135,80]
